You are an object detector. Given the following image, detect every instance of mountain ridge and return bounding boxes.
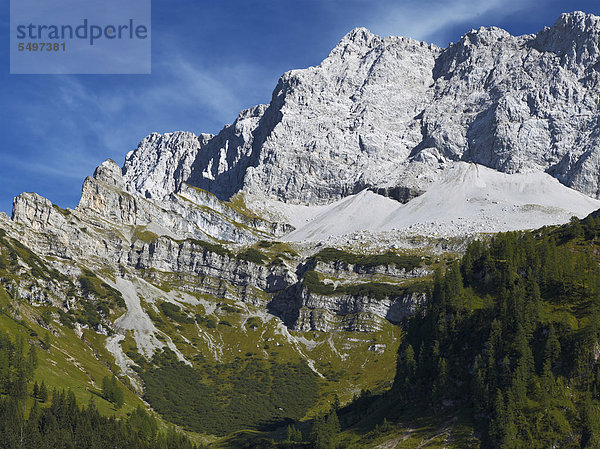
[120,11,600,210]
[3,12,600,447]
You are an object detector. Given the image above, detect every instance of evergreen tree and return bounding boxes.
[544,324,561,369]
[582,394,600,448]
[327,409,340,437]
[395,344,416,399]
[432,357,448,403]
[44,333,51,350]
[310,415,326,448]
[39,380,48,403]
[286,423,303,442]
[102,375,124,408]
[111,376,124,409]
[26,346,37,380]
[445,263,464,309]
[10,368,27,401]
[471,355,488,415]
[0,345,9,391]
[310,409,340,449]
[489,390,506,445]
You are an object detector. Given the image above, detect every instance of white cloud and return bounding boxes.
[364,0,533,44]
[10,50,272,180]
[151,56,246,126]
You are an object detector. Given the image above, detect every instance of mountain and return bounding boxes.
[2,11,600,448]
[115,11,600,242]
[125,11,600,207]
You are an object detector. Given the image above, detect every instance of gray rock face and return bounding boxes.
[9,190,296,311]
[123,132,213,200]
[269,281,425,333]
[188,105,269,201]
[12,192,64,232]
[7,181,430,333]
[265,257,430,332]
[75,158,289,244]
[314,260,430,280]
[122,12,600,204]
[294,290,426,332]
[94,159,126,190]
[130,237,296,297]
[184,30,439,204]
[421,12,600,198]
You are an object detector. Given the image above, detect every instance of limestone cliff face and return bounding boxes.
[313,260,430,280]
[76,159,288,244]
[10,166,295,303]
[8,179,429,332]
[130,237,297,298]
[268,281,426,333]
[264,257,430,332]
[12,192,67,233]
[294,289,426,333]
[122,132,213,201]
[121,12,600,204]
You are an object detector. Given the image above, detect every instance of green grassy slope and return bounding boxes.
[0,224,443,446]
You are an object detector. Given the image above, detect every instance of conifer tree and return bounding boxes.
[544,324,561,369]
[489,390,506,444]
[26,346,37,380]
[433,357,448,401]
[471,355,488,415]
[0,345,9,390]
[39,380,47,403]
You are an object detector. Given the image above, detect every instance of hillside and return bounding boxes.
[333,214,600,448]
[2,11,600,449]
[0,205,429,445]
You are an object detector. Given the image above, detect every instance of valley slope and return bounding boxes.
[2,11,600,448]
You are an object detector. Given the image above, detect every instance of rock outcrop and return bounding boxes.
[268,281,426,333]
[123,132,213,200]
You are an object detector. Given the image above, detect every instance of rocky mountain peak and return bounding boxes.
[100,13,600,208]
[555,11,600,34]
[236,104,268,120]
[123,131,212,200]
[461,26,513,46]
[530,11,600,69]
[332,27,381,56]
[94,159,125,190]
[12,192,65,232]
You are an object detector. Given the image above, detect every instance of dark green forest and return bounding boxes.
[0,331,198,449]
[391,215,600,448]
[139,348,319,436]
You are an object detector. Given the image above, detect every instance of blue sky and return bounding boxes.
[1,0,599,214]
